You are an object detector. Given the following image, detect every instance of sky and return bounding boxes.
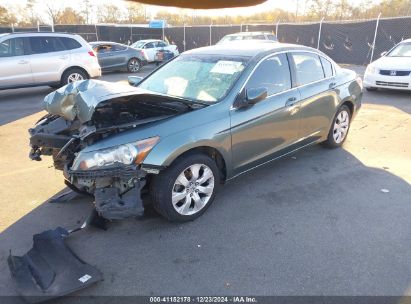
[0,0,310,19]
[0,0,379,23]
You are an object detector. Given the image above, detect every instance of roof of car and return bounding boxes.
[0,32,78,37]
[184,41,315,58]
[226,32,274,36]
[89,41,127,45]
[135,39,162,43]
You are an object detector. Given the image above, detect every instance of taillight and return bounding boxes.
[88,51,95,57]
[356,75,363,90]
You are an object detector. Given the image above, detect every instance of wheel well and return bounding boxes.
[62,66,90,79]
[171,146,227,183]
[341,100,354,117]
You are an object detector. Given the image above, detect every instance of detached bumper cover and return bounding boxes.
[8,227,102,303]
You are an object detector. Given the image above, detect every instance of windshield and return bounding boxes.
[388,42,411,57]
[218,34,265,44]
[138,55,248,103]
[131,41,146,49]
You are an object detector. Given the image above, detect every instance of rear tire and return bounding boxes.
[61,68,88,86]
[127,58,141,73]
[323,105,351,149]
[150,153,220,222]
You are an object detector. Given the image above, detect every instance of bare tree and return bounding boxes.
[97,4,124,24]
[55,7,85,25]
[126,2,146,24]
[44,1,63,25]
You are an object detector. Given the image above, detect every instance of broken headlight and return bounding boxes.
[71,136,160,171]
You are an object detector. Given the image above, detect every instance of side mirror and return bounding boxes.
[246,87,267,105]
[128,76,143,86]
[381,51,388,57]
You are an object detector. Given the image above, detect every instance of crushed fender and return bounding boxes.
[8,227,102,303]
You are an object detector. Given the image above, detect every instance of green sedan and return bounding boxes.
[29,42,363,222]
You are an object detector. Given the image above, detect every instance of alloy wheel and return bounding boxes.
[333,110,350,144]
[171,164,215,216]
[129,59,140,72]
[67,73,84,83]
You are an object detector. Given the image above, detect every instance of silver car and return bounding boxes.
[90,41,148,73]
[0,32,101,90]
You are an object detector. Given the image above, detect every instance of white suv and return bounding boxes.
[0,32,101,90]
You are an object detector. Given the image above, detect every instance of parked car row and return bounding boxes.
[0,32,179,90]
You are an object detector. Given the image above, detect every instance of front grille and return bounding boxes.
[376,81,409,88]
[379,70,411,76]
[69,166,142,178]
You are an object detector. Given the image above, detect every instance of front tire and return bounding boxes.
[127,58,141,73]
[323,105,351,148]
[150,153,220,222]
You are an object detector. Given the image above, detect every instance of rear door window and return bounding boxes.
[59,37,82,50]
[0,38,26,57]
[246,53,291,95]
[291,52,325,86]
[95,44,114,53]
[113,44,127,51]
[144,42,155,49]
[28,37,65,54]
[320,56,334,78]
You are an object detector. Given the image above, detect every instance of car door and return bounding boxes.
[230,53,302,176]
[289,52,339,140]
[28,36,72,84]
[111,44,128,67]
[95,44,116,69]
[143,42,157,62]
[0,37,34,88]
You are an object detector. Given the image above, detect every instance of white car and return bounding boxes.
[364,39,411,91]
[217,32,278,45]
[130,39,179,62]
[0,32,101,90]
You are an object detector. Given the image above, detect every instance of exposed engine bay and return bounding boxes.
[28,80,195,220]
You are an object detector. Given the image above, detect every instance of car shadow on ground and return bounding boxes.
[0,145,411,302]
[0,87,54,126]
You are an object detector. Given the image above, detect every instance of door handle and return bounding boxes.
[329,82,337,89]
[18,60,29,64]
[285,97,298,107]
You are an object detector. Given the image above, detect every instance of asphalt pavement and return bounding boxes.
[0,65,410,302]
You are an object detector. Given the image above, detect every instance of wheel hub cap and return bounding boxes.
[68,73,84,83]
[172,164,215,216]
[333,110,350,144]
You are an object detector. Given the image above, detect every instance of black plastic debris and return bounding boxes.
[8,227,102,303]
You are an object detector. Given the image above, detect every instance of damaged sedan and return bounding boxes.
[28,42,363,222]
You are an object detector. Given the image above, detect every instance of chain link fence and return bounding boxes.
[1,15,410,65]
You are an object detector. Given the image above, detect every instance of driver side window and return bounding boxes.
[246,53,291,95]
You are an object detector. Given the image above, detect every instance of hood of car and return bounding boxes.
[44,80,140,123]
[372,56,411,69]
[43,80,192,124]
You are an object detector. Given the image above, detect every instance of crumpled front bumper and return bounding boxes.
[67,166,147,220]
